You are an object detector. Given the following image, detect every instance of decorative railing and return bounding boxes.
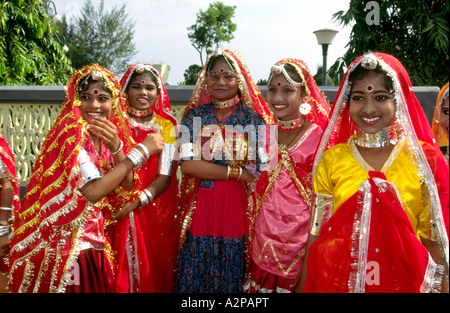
[0,85,439,187]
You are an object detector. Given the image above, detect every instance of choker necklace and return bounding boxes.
[213,96,240,109]
[127,106,154,118]
[277,117,304,131]
[354,125,399,148]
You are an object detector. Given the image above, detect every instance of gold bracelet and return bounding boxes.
[228,166,241,180]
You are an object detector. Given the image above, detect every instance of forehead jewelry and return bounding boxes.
[93,89,99,95]
[276,81,282,87]
[91,70,102,81]
[366,84,374,92]
[219,68,225,73]
[269,64,305,88]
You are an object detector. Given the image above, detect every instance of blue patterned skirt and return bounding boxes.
[174,231,248,293]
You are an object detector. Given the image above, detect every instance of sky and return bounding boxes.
[50,0,354,84]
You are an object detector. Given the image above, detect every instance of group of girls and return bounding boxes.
[0,49,448,293]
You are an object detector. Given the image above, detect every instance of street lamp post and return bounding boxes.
[313,29,338,86]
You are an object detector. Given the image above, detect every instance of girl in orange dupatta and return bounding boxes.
[7,64,164,293]
[432,83,449,165]
[244,58,329,293]
[111,64,179,293]
[0,131,20,292]
[299,53,449,293]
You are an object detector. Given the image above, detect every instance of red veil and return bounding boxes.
[7,64,137,293]
[113,64,179,292]
[305,53,449,293]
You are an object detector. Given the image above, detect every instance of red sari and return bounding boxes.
[305,171,440,293]
[113,64,180,293]
[7,65,137,293]
[305,53,449,293]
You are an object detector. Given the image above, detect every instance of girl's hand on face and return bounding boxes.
[89,117,121,152]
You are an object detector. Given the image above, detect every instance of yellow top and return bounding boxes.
[154,114,177,145]
[314,139,432,239]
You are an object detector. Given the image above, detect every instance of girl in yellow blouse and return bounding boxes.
[298,53,449,293]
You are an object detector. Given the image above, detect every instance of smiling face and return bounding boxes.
[267,74,304,121]
[79,80,113,123]
[349,71,396,134]
[440,96,449,139]
[126,72,158,111]
[206,58,239,102]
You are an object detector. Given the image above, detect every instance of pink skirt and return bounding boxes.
[189,179,249,238]
[243,257,295,293]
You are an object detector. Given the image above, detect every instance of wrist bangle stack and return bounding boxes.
[0,207,12,212]
[127,147,147,169]
[111,140,123,155]
[228,166,242,180]
[0,221,10,236]
[139,189,154,207]
[136,143,150,159]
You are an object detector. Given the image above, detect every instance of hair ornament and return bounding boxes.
[360,54,378,70]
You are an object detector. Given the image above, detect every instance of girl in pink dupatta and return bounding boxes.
[244,58,329,293]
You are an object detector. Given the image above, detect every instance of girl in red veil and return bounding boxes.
[0,131,20,292]
[299,53,449,293]
[7,64,164,293]
[112,64,179,293]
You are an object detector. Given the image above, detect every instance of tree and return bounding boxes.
[0,0,74,85]
[313,65,340,86]
[58,0,137,75]
[187,1,237,66]
[182,64,203,85]
[331,0,449,87]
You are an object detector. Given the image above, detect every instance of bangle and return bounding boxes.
[0,226,10,237]
[136,143,150,159]
[139,191,150,207]
[111,140,123,155]
[228,166,240,180]
[0,207,12,211]
[226,166,230,180]
[238,166,243,180]
[143,189,154,202]
[127,147,146,169]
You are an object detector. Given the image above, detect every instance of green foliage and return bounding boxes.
[187,1,237,66]
[331,0,449,87]
[182,64,203,85]
[0,0,74,85]
[58,0,137,75]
